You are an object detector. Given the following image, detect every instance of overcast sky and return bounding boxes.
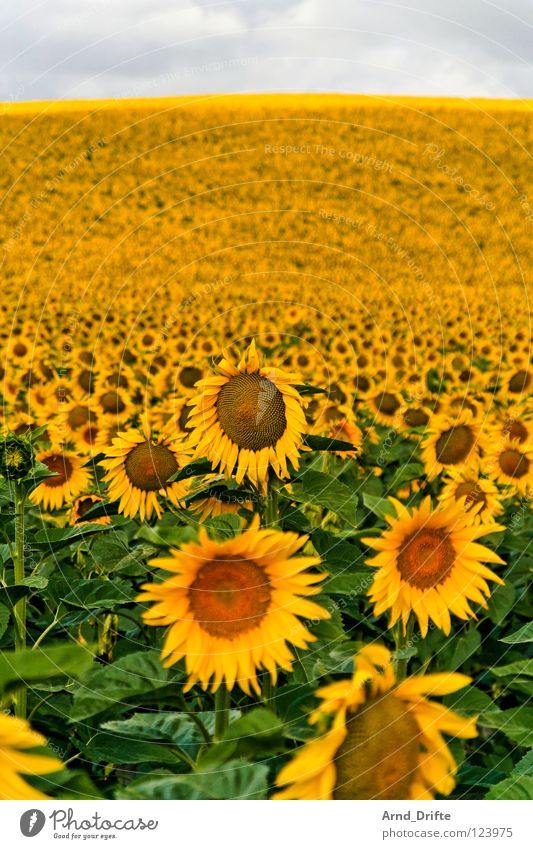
[0,0,531,102]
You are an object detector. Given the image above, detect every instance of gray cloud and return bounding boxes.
[0,0,531,101]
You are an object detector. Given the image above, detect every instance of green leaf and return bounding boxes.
[61,578,136,610]
[444,686,494,714]
[135,524,198,547]
[0,603,10,639]
[302,434,357,453]
[290,471,358,525]
[362,492,396,521]
[32,524,110,551]
[70,650,183,721]
[32,768,103,801]
[21,576,49,590]
[481,707,533,747]
[311,530,365,568]
[512,750,533,777]
[78,732,187,765]
[0,644,94,694]
[202,513,242,540]
[322,571,371,594]
[485,776,533,800]
[500,622,533,644]
[449,628,481,669]
[486,582,516,625]
[168,459,213,483]
[294,384,328,396]
[199,708,284,768]
[115,760,269,800]
[492,660,533,678]
[0,585,32,608]
[388,463,425,490]
[101,712,202,759]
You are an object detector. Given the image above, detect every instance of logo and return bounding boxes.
[20,810,46,837]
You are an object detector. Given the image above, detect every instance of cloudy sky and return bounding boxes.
[0,0,531,102]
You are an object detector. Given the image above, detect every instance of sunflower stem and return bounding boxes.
[394,617,414,681]
[262,674,273,706]
[263,481,279,528]
[13,480,27,719]
[214,684,230,741]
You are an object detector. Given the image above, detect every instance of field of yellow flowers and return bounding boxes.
[0,94,532,801]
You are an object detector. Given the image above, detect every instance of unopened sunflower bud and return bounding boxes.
[0,434,34,481]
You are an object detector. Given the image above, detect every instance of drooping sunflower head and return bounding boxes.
[273,644,477,800]
[187,340,307,492]
[100,419,190,521]
[137,515,330,694]
[29,448,92,511]
[363,496,505,636]
[421,410,486,479]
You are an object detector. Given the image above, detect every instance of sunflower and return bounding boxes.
[137,516,330,695]
[363,497,505,636]
[100,419,190,521]
[186,480,254,522]
[0,713,63,800]
[361,384,403,427]
[29,448,92,511]
[60,398,96,440]
[273,644,477,800]
[421,410,486,479]
[327,415,362,459]
[501,365,533,399]
[92,387,131,422]
[187,340,307,493]
[485,437,533,495]
[69,494,111,526]
[439,466,503,523]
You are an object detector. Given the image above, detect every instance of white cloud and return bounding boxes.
[0,0,531,101]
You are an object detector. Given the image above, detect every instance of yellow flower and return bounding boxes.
[187,339,307,493]
[273,644,477,800]
[100,419,190,521]
[363,496,505,636]
[137,516,330,695]
[69,494,111,526]
[485,437,533,495]
[0,714,63,800]
[29,448,92,511]
[439,466,503,523]
[421,411,486,479]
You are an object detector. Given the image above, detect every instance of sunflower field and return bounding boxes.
[0,94,532,802]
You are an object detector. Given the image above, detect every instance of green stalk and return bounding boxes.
[264,480,279,527]
[13,481,27,718]
[214,684,230,741]
[394,616,414,682]
[262,674,273,707]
